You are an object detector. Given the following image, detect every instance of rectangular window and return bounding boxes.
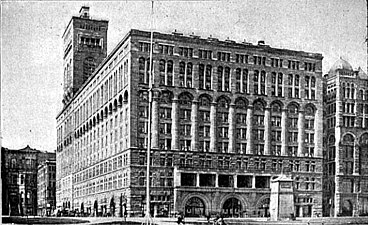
[198,49,212,59]
[199,174,216,187]
[181,173,196,186]
[178,47,193,58]
[217,52,231,62]
[158,44,174,55]
[255,176,270,188]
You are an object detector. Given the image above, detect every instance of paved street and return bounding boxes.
[3,216,368,225]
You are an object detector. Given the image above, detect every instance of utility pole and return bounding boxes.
[144,1,154,225]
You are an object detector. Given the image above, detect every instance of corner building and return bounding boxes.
[1,146,55,216]
[57,7,324,218]
[323,59,368,217]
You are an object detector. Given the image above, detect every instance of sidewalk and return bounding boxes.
[76,216,368,225]
[3,216,368,225]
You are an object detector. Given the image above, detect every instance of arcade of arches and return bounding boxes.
[182,196,270,218]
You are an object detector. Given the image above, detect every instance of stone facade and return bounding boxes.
[56,7,324,218]
[37,160,56,216]
[1,146,55,216]
[323,59,368,217]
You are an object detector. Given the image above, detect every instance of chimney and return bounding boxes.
[79,6,90,19]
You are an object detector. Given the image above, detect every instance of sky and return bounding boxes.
[1,0,367,151]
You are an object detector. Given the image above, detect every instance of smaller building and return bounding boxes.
[1,145,55,216]
[37,160,56,216]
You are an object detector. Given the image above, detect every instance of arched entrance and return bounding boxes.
[185,197,205,217]
[222,198,242,218]
[257,197,270,217]
[342,200,353,216]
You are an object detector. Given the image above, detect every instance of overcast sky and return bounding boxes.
[1,0,366,151]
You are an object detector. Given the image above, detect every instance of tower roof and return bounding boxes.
[357,67,368,80]
[328,58,353,74]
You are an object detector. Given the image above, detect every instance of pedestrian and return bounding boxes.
[177,213,184,225]
[206,214,211,224]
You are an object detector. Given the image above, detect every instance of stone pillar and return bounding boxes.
[210,103,217,152]
[228,104,236,153]
[233,175,237,188]
[215,174,219,187]
[196,173,200,187]
[171,99,179,150]
[297,110,304,157]
[191,101,199,151]
[314,107,323,157]
[252,175,256,188]
[151,92,159,149]
[281,109,287,156]
[353,145,360,175]
[264,107,271,155]
[246,106,253,154]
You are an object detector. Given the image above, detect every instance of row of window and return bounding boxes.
[138,42,317,71]
[74,153,128,184]
[139,58,317,100]
[74,171,128,198]
[59,56,129,147]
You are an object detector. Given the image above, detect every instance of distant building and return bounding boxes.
[1,145,55,216]
[57,7,324,218]
[37,160,56,216]
[323,58,368,217]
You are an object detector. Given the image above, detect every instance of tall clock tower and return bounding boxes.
[62,6,108,105]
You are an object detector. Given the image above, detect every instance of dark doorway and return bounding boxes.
[185,197,205,217]
[342,200,353,216]
[222,198,242,218]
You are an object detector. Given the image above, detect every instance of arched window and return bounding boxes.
[271,72,283,97]
[199,64,212,90]
[179,93,193,151]
[11,158,16,168]
[360,90,364,100]
[138,57,150,84]
[83,57,96,79]
[179,62,185,87]
[235,98,247,154]
[253,70,266,95]
[236,68,248,93]
[167,60,173,85]
[351,84,355,99]
[218,66,223,91]
[342,133,354,175]
[287,103,299,156]
[137,91,149,148]
[217,97,230,153]
[253,70,259,95]
[159,91,173,150]
[159,59,166,85]
[270,102,282,155]
[186,63,193,87]
[328,135,336,161]
[158,59,173,86]
[305,105,316,156]
[253,100,265,155]
[198,95,212,152]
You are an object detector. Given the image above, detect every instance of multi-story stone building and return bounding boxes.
[323,58,368,217]
[56,7,324,218]
[37,160,56,216]
[1,145,55,216]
